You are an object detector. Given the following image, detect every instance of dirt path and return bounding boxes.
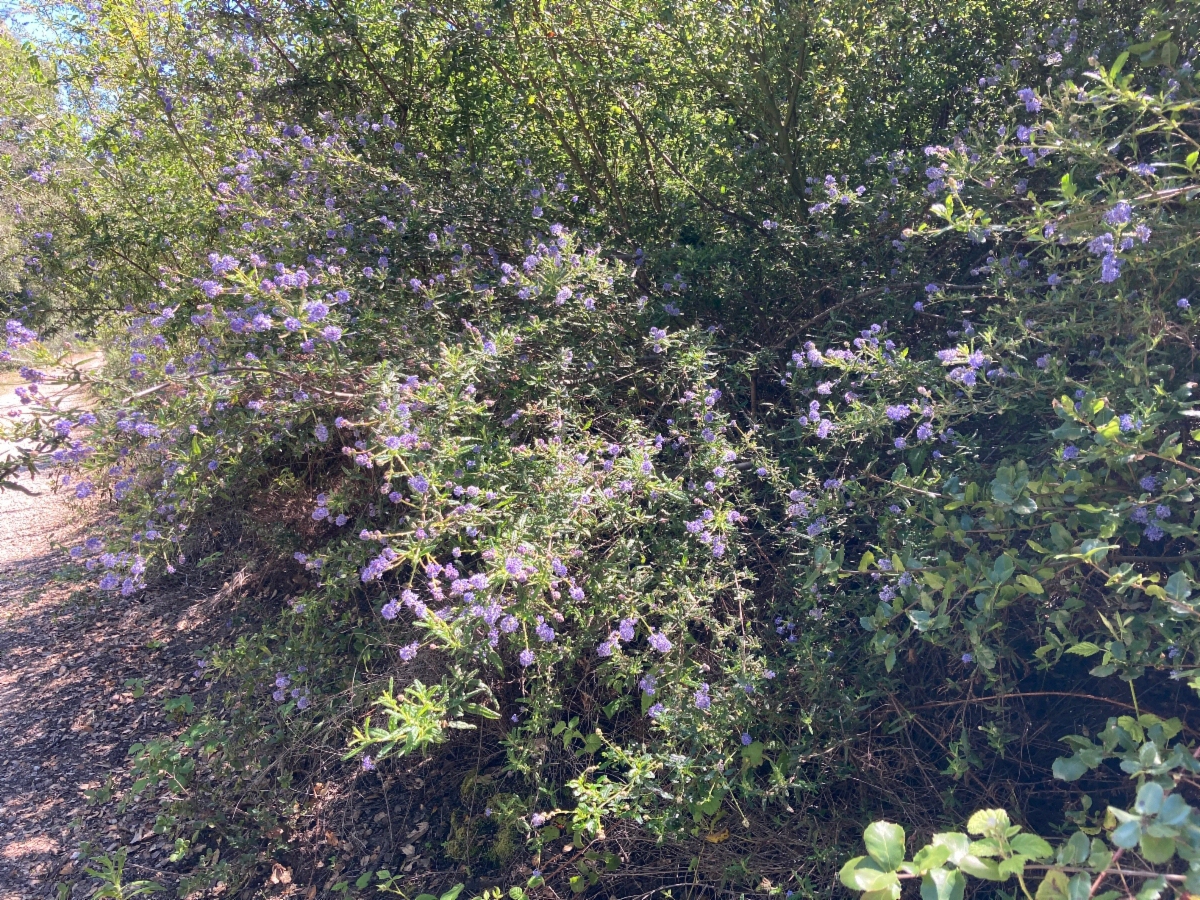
[0,363,227,899]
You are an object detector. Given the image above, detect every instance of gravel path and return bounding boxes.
[0,363,226,898]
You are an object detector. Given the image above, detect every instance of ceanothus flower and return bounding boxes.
[1104,201,1132,227]
[648,631,672,653]
[1016,87,1041,111]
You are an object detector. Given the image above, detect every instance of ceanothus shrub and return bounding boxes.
[4,40,1200,887]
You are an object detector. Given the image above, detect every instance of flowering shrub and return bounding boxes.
[3,0,1200,895]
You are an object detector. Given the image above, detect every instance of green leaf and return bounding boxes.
[1111,820,1141,849]
[1036,869,1071,900]
[1065,642,1102,657]
[967,809,1011,837]
[1067,873,1093,900]
[913,844,951,874]
[1012,496,1038,515]
[973,644,997,670]
[1157,793,1190,827]
[931,833,970,864]
[921,868,965,900]
[956,855,1002,881]
[840,858,900,892]
[1165,571,1192,603]
[1050,523,1074,550]
[1138,876,1168,900]
[998,856,1028,879]
[922,571,946,590]
[1060,832,1091,865]
[839,856,870,889]
[742,740,765,767]
[991,480,1015,504]
[969,838,1001,858]
[1110,51,1129,79]
[990,556,1015,585]
[1135,782,1164,815]
[1011,834,1053,859]
[864,821,906,871]
[1139,833,1175,864]
[1052,755,1089,781]
[1016,575,1043,595]
[1079,540,1116,562]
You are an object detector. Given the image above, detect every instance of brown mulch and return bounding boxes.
[0,357,239,899]
[0,468,240,899]
[0,365,465,900]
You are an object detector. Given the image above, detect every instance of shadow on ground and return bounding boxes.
[0,468,239,899]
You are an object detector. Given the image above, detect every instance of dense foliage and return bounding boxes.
[3,1,1200,897]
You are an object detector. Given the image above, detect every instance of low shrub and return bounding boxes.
[3,4,1200,897]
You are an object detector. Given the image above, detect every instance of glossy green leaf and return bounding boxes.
[864,821,906,871]
[920,868,965,900]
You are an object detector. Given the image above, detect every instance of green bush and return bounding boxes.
[3,1,1200,896]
